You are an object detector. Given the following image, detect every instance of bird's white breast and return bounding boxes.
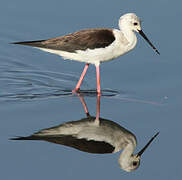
[37,29,137,66]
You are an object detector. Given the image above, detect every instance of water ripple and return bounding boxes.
[0,57,162,105]
[0,58,121,103]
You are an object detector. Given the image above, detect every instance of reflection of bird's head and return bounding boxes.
[119,132,159,172]
[119,154,140,172]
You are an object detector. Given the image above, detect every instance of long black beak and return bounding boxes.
[137,132,159,157]
[138,30,160,55]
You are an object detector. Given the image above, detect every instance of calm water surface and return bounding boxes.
[0,0,182,180]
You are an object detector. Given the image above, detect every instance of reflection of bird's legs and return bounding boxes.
[78,94,90,117]
[96,65,101,95]
[77,92,101,124]
[72,63,89,93]
[95,94,100,122]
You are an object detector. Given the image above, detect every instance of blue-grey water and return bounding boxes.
[1,0,181,179]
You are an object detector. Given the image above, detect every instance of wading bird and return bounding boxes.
[12,13,159,95]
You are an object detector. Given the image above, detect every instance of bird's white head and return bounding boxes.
[119,13,141,32]
[119,13,160,55]
[118,132,159,172]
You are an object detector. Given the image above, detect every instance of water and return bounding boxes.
[1,0,182,179]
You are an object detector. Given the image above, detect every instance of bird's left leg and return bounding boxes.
[72,63,89,93]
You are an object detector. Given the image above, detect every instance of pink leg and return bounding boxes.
[95,94,100,122]
[96,65,101,121]
[73,64,89,93]
[96,65,101,95]
[78,94,90,117]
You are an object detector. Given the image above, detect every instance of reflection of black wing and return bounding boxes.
[12,28,115,53]
[11,135,115,154]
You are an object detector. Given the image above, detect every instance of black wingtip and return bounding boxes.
[9,135,38,140]
[10,41,31,45]
[10,42,17,44]
[10,42,26,46]
[10,136,32,140]
[9,136,26,140]
[10,39,45,47]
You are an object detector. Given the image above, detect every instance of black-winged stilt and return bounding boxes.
[12,13,159,95]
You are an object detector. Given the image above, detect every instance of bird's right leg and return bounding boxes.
[96,65,101,95]
[72,63,89,93]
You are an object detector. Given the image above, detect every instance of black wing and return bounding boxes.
[11,134,115,154]
[12,28,115,52]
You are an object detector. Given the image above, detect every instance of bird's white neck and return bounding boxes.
[119,22,137,49]
[118,143,135,169]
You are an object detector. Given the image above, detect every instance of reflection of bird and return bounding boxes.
[11,117,159,172]
[12,13,159,95]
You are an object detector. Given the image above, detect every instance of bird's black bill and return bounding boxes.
[137,132,159,157]
[138,30,160,55]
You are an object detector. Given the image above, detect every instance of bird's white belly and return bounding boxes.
[38,38,134,66]
[38,45,126,66]
[38,29,137,66]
